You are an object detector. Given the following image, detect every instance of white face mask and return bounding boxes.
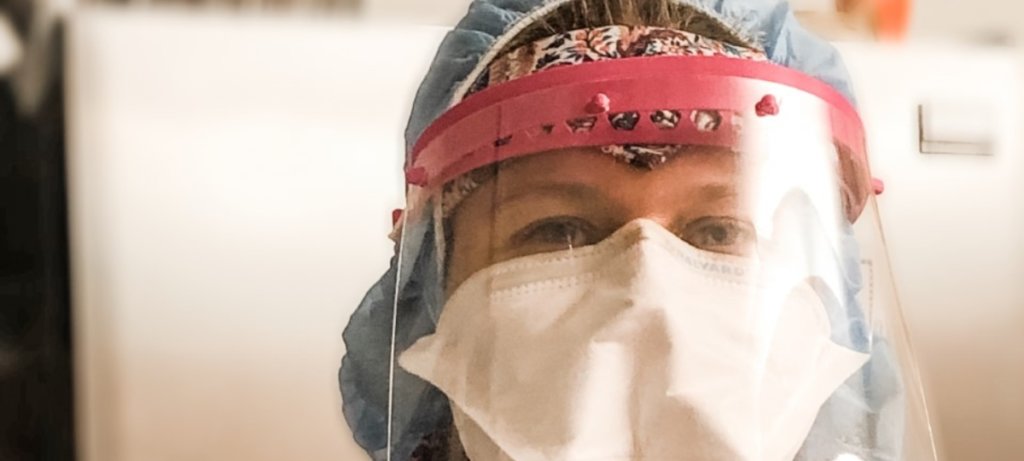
[400,219,869,461]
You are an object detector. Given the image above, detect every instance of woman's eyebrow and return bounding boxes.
[667,182,740,231]
[700,183,738,201]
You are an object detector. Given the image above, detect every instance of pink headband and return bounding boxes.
[405,26,872,221]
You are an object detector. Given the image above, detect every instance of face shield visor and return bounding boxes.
[383,56,937,461]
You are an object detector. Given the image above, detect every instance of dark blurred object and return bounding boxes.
[3,0,65,116]
[0,4,75,459]
[0,0,32,36]
[972,29,1015,47]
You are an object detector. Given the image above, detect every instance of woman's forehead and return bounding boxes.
[494,146,740,193]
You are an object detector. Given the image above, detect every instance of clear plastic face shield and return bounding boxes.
[385,57,937,461]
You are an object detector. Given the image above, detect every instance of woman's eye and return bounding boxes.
[680,216,756,255]
[512,217,596,249]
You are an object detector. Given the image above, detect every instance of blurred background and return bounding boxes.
[1,0,1022,460]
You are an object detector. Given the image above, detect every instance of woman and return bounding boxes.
[340,1,938,460]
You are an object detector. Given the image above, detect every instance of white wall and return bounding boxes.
[66,9,445,461]
[910,0,1024,44]
[838,42,1024,461]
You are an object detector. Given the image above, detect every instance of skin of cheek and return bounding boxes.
[444,147,741,297]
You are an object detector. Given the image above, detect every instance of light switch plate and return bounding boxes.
[918,102,995,156]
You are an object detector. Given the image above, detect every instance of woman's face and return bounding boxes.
[445,146,755,295]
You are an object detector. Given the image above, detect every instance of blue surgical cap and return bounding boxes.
[339,1,901,460]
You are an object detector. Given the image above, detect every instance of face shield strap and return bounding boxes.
[407,55,872,221]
